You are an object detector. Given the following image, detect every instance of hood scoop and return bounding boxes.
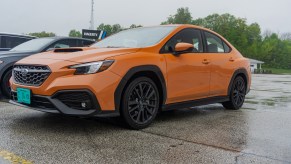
[54,48,84,53]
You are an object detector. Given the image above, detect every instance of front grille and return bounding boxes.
[13,65,51,86]
[56,92,93,110]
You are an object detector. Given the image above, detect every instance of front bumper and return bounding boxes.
[10,89,119,117]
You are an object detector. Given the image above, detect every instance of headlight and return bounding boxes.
[0,60,3,64]
[69,60,114,75]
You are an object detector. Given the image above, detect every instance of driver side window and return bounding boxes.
[161,28,203,53]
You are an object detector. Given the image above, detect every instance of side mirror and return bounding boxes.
[173,42,194,56]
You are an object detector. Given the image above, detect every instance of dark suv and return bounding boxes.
[0,37,95,97]
[0,33,36,51]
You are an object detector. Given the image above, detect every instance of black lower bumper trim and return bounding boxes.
[10,89,119,117]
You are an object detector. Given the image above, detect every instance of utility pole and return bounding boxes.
[89,0,95,30]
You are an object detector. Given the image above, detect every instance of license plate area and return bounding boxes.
[17,88,31,105]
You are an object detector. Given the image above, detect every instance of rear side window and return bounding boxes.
[78,40,94,47]
[2,36,31,48]
[204,32,230,53]
[161,28,203,53]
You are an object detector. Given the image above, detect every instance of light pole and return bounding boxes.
[89,0,95,30]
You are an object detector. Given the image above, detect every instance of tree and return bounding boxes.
[29,31,56,38]
[112,24,123,34]
[162,9,291,69]
[97,23,113,36]
[69,29,82,38]
[161,7,192,24]
[281,33,291,41]
[130,24,143,29]
[97,23,123,36]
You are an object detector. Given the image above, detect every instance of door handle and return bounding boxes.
[202,59,210,64]
[229,57,235,62]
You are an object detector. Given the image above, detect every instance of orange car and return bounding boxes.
[10,25,251,129]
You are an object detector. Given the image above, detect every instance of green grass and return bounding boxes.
[263,67,291,74]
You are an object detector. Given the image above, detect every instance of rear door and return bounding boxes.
[203,31,234,97]
[162,28,211,104]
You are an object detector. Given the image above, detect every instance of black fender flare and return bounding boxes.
[0,62,14,79]
[0,62,15,95]
[114,65,167,112]
[227,68,249,96]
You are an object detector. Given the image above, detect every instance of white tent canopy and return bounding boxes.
[248,58,265,73]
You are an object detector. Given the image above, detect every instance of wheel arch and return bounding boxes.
[114,65,167,112]
[0,62,14,96]
[0,63,14,79]
[227,68,249,96]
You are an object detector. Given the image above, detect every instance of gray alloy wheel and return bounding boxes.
[121,77,160,129]
[223,76,246,110]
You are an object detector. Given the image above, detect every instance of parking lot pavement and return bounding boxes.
[0,74,291,164]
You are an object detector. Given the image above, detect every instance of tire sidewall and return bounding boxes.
[1,70,12,98]
[230,76,246,109]
[121,77,160,129]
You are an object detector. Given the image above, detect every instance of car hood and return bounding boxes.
[25,47,141,63]
[0,51,36,59]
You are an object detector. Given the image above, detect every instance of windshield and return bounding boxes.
[92,26,177,48]
[10,38,55,51]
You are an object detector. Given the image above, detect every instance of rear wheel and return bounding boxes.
[223,76,246,110]
[121,77,160,129]
[1,69,12,98]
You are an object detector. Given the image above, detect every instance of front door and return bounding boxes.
[161,28,211,104]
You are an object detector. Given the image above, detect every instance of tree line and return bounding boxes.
[28,7,291,69]
[161,8,291,69]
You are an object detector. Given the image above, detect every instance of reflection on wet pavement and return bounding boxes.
[244,74,291,111]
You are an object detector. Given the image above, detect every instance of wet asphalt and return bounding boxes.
[0,74,291,164]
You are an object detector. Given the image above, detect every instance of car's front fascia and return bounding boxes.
[9,51,125,117]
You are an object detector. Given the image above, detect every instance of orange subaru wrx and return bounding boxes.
[10,25,251,129]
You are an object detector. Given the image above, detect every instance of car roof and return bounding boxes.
[42,36,94,42]
[160,24,211,31]
[0,32,36,38]
[131,24,214,33]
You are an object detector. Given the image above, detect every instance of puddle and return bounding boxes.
[242,108,256,110]
[261,101,275,106]
[245,101,259,105]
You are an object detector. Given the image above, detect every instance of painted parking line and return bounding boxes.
[0,150,32,164]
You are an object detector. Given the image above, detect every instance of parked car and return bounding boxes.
[0,33,36,51]
[10,25,251,129]
[0,37,95,97]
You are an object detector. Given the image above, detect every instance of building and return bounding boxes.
[248,58,265,73]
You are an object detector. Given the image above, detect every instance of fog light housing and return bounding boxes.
[56,92,94,110]
[81,102,87,108]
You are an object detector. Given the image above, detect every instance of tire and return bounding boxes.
[1,69,12,98]
[120,77,160,130]
[222,76,246,110]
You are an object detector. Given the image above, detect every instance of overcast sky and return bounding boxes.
[0,0,290,36]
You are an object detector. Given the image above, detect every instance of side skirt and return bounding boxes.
[162,96,229,111]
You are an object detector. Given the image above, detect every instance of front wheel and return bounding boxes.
[1,69,12,98]
[222,76,246,110]
[121,77,160,129]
